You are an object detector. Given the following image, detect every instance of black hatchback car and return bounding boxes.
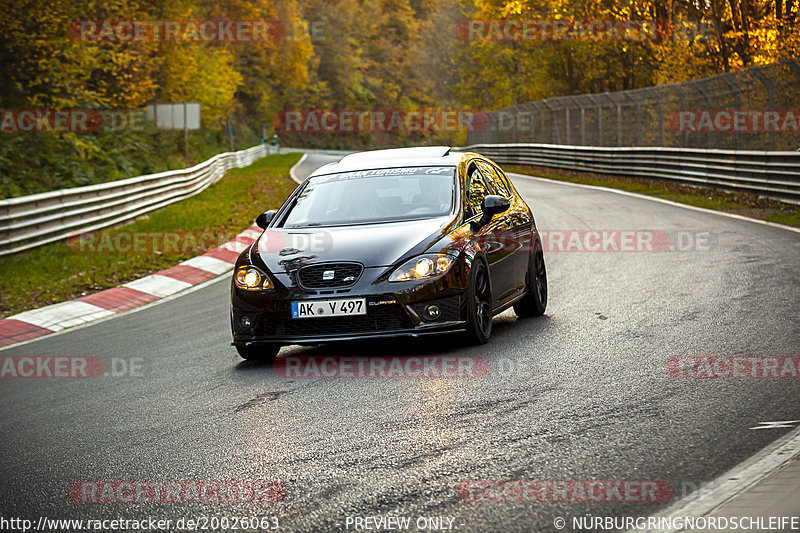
[230,146,547,360]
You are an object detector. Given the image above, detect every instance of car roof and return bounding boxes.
[308,146,470,178]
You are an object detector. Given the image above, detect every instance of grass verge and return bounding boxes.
[0,153,301,318]
[505,165,800,228]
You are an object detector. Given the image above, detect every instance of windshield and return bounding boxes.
[281,166,455,228]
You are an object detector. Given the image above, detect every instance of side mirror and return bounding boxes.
[482,195,510,216]
[255,210,276,229]
[476,195,510,227]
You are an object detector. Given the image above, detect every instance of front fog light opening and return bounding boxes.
[237,314,256,333]
[424,304,441,321]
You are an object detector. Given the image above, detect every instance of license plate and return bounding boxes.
[291,298,366,318]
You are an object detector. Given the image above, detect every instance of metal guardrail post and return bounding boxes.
[586,94,602,146]
[597,104,605,146]
[751,66,776,151]
[691,81,714,149]
[666,84,687,148]
[719,73,743,150]
[622,92,639,146]
[542,100,557,144]
[540,104,547,143]
[642,86,665,147]
[580,106,586,145]
[633,95,643,147]
[567,96,586,144]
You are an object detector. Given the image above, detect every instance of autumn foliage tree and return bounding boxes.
[1,0,798,196]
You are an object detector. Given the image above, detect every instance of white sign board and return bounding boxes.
[145,103,201,130]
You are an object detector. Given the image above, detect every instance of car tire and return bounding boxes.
[465,260,492,345]
[514,234,547,318]
[236,343,280,362]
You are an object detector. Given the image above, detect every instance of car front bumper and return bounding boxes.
[230,264,470,346]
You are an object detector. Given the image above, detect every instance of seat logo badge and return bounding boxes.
[323,270,335,280]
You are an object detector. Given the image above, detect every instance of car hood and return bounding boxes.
[254,216,454,275]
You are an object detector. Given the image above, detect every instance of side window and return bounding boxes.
[494,164,516,198]
[478,161,512,199]
[465,163,495,219]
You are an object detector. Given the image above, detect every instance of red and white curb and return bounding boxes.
[0,224,262,348]
[0,151,331,349]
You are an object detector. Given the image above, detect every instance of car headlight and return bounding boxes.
[388,254,455,282]
[235,266,274,290]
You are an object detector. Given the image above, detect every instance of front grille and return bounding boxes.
[297,262,363,290]
[254,299,411,337]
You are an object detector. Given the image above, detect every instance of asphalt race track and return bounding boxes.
[1,153,799,532]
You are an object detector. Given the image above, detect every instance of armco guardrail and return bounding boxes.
[463,143,800,205]
[0,144,272,256]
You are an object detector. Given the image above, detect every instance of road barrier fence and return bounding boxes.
[461,143,800,204]
[0,145,272,256]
